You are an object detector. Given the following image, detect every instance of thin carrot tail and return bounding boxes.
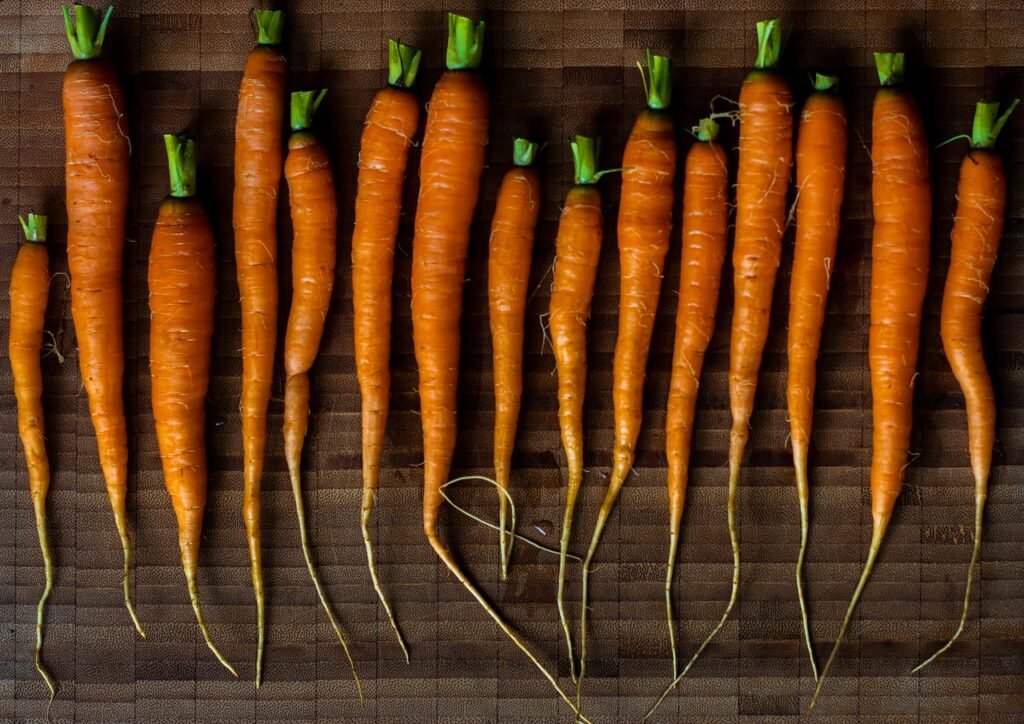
[498,481,512,580]
[112,512,146,639]
[248,532,265,688]
[577,482,619,708]
[664,526,681,681]
[910,494,985,674]
[288,465,364,701]
[644,460,741,721]
[557,475,583,685]
[183,565,239,678]
[808,520,887,713]
[426,531,590,723]
[32,498,56,701]
[793,454,819,681]
[360,486,410,663]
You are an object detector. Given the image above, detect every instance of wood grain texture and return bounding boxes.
[1,1,1022,721]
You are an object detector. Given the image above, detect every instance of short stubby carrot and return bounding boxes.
[810,52,932,712]
[9,213,57,698]
[550,136,608,686]
[787,73,847,680]
[662,119,729,682]
[912,98,1018,674]
[413,15,585,720]
[352,40,420,662]
[281,90,361,697]
[61,3,144,638]
[232,9,286,685]
[579,51,676,698]
[149,135,236,678]
[488,138,542,578]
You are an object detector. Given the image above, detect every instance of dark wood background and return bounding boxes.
[1,1,1022,721]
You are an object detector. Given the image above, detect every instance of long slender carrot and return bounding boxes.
[61,3,144,638]
[551,136,611,686]
[663,119,729,680]
[282,91,362,696]
[352,40,421,663]
[578,50,677,697]
[149,135,237,678]
[10,213,57,698]
[787,73,847,681]
[809,52,932,712]
[488,138,542,579]
[413,15,585,720]
[911,98,1018,674]
[233,9,286,685]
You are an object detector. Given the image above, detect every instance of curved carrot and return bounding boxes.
[551,136,609,686]
[10,214,56,698]
[788,73,847,681]
[282,91,362,697]
[488,138,542,578]
[810,52,932,712]
[233,9,286,686]
[352,40,421,662]
[413,15,585,720]
[912,99,1018,673]
[61,3,144,638]
[579,50,677,698]
[663,119,729,680]
[149,135,237,678]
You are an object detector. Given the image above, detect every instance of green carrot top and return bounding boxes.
[754,18,783,70]
[695,117,720,143]
[254,9,285,47]
[970,99,1020,150]
[62,3,113,61]
[513,138,540,167]
[813,73,839,93]
[290,89,327,132]
[447,13,485,71]
[388,39,422,89]
[874,52,905,87]
[163,134,197,199]
[640,50,674,111]
[18,213,48,243]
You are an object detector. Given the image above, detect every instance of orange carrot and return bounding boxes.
[61,3,144,638]
[810,52,931,711]
[233,9,286,685]
[412,15,584,719]
[9,213,57,698]
[787,73,847,681]
[282,91,361,695]
[352,41,421,661]
[579,51,677,697]
[663,119,729,680]
[551,136,611,686]
[911,98,1018,673]
[149,135,236,677]
[488,138,542,578]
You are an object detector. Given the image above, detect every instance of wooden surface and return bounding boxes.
[2,1,1023,721]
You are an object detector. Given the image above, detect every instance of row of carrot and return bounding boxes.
[8,5,1014,719]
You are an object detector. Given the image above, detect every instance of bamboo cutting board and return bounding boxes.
[1,1,1022,721]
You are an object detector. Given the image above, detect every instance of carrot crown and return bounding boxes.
[388,40,422,89]
[18,213,48,243]
[754,18,783,70]
[971,99,1020,150]
[571,135,619,185]
[638,50,674,111]
[695,117,720,142]
[163,134,197,199]
[62,4,113,61]
[254,9,285,47]
[290,89,327,132]
[813,73,839,92]
[446,13,485,71]
[513,138,539,167]
[874,52,905,87]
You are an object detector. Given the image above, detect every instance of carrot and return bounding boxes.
[488,138,542,579]
[551,136,612,686]
[787,73,847,681]
[282,90,361,695]
[233,9,286,685]
[579,50,677,697]
[663,119,729,680]
[61,3,144,638]
[809,52,932,712]
[148,135,237,678]
[352,40,421,662]
[10,213,57,698]
[911,98,1018,673]
[412,15,585,720]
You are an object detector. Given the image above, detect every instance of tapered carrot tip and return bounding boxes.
[184,569,238,677]
[361,490,411,663]
[118,530,146,639]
